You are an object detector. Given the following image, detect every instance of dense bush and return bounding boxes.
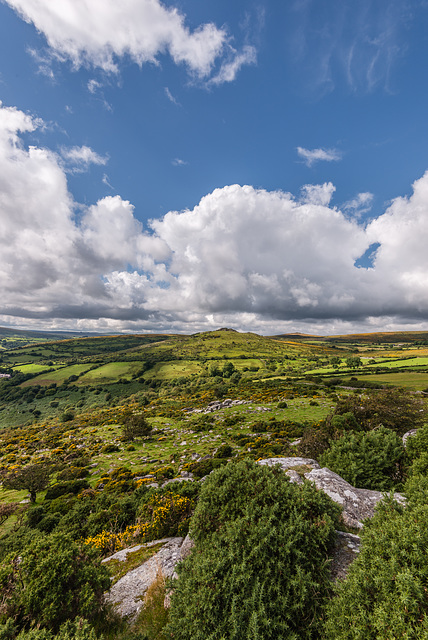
[333,388,425,435]
[45,480,89,501]
[0,618,98,639]
[0,532,110,634]
[137,490,195,540]
[187,457,226,479]
[320,427,405,490]
[298,413,358,460]
[406,423,428,461]
[167,460,340,640]
[324,496,428,639]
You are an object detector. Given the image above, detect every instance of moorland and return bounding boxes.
[1,327,428,639]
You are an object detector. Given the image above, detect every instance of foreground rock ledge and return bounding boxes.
[105,459,406,619]
[104,537,186,620]
[258,457,405,529]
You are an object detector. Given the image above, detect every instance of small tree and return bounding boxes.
[330,356,341,368]
[2,464,53,503]
[222,362,236,378]
[345,356,362,369]
[121,410,152,441]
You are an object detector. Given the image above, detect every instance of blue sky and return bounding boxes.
[1,0,428,335]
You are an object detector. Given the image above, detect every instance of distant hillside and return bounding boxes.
[273,331,428,344]
[272,333,321,340]
[0,326,102,351]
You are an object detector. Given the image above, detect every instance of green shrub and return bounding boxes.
[101,443,119,453]
[61,412,75,423]
[333,388,425,435]
[0,532,110,633]
[320,427,405,490]
[406,423,428,461]
[404,473,428,508]
[213,444,233,458]
[137,492,194,540]
[45,480,89,501]
[8,618,98,639]
[154,466,174,481]
[408,452,428,477]
[167,460,340,640]
[324,497,428,639]
[187,458,226,479]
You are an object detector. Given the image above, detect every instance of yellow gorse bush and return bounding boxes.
[83,523,141,554]
[84,493,192,556]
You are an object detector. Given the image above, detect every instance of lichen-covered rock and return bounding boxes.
[285,469,304,484]
[403,429,418,446]
[330,531,361,581]
[102,538,172,564]
[104,537,184,620]
[258,457,406,529]
[258,457,320,471]
[305,467,405,529]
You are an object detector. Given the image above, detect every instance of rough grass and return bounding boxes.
[146,361,203,380]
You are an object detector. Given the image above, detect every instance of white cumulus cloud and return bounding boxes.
[2,102,428,334]
[4,0,254,84]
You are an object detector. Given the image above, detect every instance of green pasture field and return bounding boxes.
[344,372,428,390]
[21,363,95,387]
[12,363,61,374]
[147,361,203,379]
[367,356,428,369]
[306,355,428,376]
[78,362,143,384]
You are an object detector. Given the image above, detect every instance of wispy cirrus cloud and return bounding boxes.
[209,44,257,85]
[297,146,342,167]
[87,79,103,94]
[287,0,417,96]
[165,87,180,106]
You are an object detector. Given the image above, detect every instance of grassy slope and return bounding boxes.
[1,327,428,535]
